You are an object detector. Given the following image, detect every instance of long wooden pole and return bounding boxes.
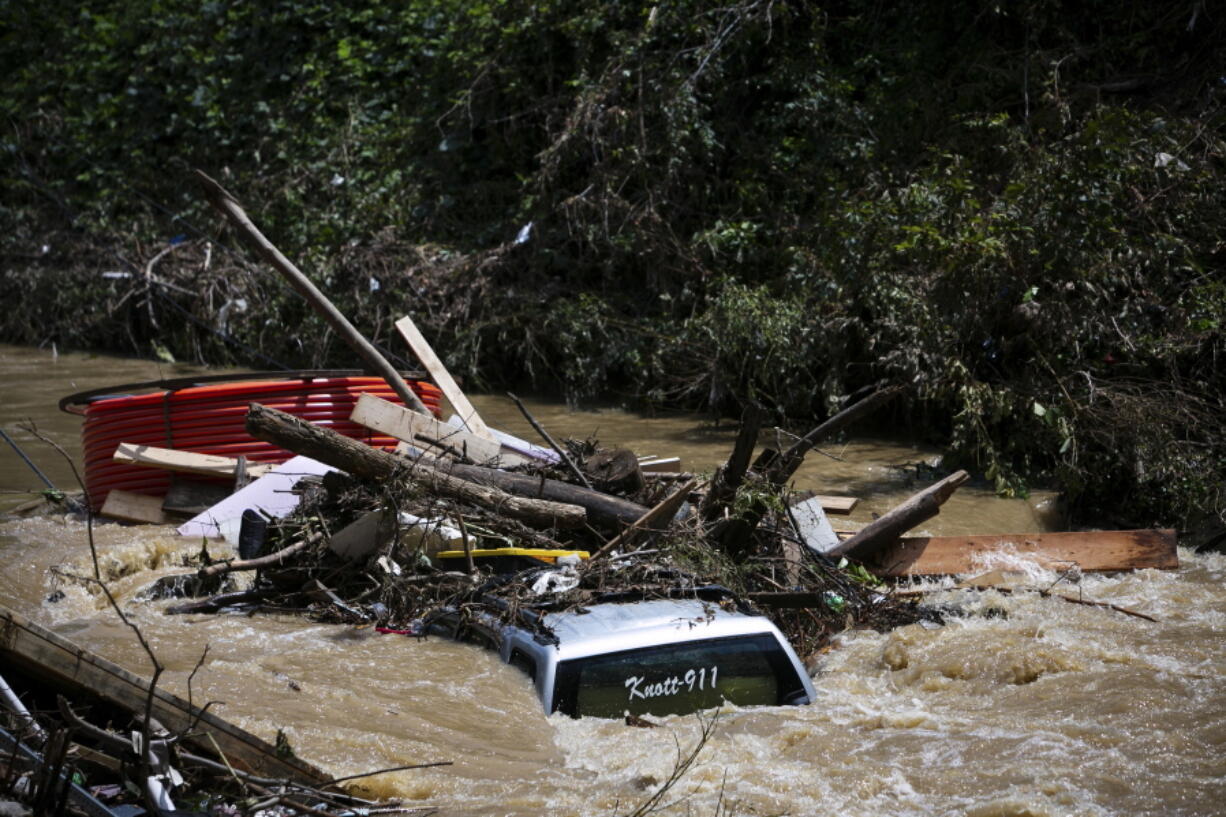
[194,170,429,414]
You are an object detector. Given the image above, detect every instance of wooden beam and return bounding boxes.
[0,605,327,784]
[864,529,1179,576]
[394,314,495,440]
[100,490,169,524]
[350,393,525,465]
[114,442,273,479]
[815,495,859,514]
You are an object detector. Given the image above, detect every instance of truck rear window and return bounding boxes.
[553,634,806,718]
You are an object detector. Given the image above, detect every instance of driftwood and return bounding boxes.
[591,479,699,559]
[245,403,587,529]
[507,391,593,490]
[198,536,318,578]
[766,385,905,488]
[701,404,762,522]
[827,470,969,561]
[165,588,275,615]
[440,462,650,530]
[707,388,902,559]
[195,170,429,415]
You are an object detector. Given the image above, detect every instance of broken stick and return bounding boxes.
[591,479,699,559]
[507,391,593,490]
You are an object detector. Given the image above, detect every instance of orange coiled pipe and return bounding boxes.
[72,375,441,510]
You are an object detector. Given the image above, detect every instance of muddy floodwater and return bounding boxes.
[1,344,1223,816]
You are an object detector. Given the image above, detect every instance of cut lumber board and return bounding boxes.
[863,529,1178,576]
[351,393,525,465]
[113,442,273,479]
[0,604,327,784]
[639,457,681,473]
[394,314,496,441]
[815,495,859,514]
[355,395,532,466]
[100,489,169,524]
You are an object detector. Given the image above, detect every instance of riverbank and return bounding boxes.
[4,3,1223,535]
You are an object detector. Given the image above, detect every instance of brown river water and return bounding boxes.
[1,344,1223,816]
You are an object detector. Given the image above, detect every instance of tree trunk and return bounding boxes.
[442,461,650,531]
[700,404,762,522]
[707,389,901,559]
[245,403,587,529]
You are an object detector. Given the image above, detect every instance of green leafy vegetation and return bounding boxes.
[2,1,1223,533]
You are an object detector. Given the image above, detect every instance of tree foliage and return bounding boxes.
[2,0,1223,531]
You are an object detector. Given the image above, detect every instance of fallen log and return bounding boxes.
[826,470,969,561]
[245,403,587,529]
[584,448,645,494]
[440,461,650,530]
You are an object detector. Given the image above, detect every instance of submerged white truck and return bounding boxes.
[428,597,816,719]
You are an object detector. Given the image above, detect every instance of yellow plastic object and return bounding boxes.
[435,547,590,563]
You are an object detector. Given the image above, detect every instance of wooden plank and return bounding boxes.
[352,393,527,466]
[100,490,169,524]
[394,314,496,441]
[114,442,272,479]
[865,529,1179,576]
[0,605,327,784]
[815,495,859,514]
[639,457,682,473]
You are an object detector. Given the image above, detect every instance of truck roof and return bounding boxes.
[540,598,787,663]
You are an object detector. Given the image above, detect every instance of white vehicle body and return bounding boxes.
[435,597,816,718]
